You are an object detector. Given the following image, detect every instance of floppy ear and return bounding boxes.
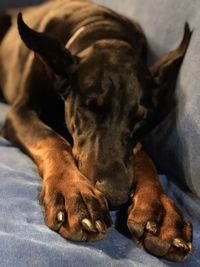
[0,13,12,42]
[17,13,77,76]
[150,23,192,85]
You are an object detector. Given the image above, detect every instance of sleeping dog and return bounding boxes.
[0,0,192,261]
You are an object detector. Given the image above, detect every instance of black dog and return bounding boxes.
[0,0,192,261]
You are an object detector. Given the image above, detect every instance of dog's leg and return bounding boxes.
[127,149,192,261]
[2,106,112,241]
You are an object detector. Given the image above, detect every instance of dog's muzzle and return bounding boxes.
[94,160,131,209]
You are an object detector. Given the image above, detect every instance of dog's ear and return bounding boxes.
[17,13,77,77]
[150,23,192,86]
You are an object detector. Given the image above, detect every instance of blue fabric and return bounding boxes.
[0,0,200,266]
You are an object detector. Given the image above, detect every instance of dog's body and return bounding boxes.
[0,0,193,261]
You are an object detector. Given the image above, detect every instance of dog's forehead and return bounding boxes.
[77,59,140,107]
[78,70,141,110]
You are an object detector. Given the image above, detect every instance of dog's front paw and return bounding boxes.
[40,173,112,241]
[127,193,193,261]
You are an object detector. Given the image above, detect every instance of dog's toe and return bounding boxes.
[127,221,145,239]
[41,176,112,241]
[146,221,158,234]
[172,238,190,250]
[144,235,171,257]
[57,211,65,223]
[95,220,107,234]
[127,192,193,261]
[81,218,97,232]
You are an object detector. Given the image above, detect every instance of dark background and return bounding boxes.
[0,0,45,10]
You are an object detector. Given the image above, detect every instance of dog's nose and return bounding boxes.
[94,161,130,208]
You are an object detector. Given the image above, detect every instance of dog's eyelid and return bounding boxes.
[129,105,138,116]
[84,95,105,108]
[129,105,147,122]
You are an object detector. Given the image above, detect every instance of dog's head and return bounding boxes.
[18,14,191,208]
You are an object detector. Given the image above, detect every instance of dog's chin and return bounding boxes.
[106,195,130,211]
[95,180,130,209]
[108,196,131,210]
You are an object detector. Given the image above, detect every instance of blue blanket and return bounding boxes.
[0,0,200,266]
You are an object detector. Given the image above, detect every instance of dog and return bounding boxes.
[0,0,192,261]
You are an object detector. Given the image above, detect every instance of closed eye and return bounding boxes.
[84,98,100,113]
[128,105,153,139]
[128,105,143,127]
[128,105,149,124]
[84,96,109,114]
[132,120,146,134]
